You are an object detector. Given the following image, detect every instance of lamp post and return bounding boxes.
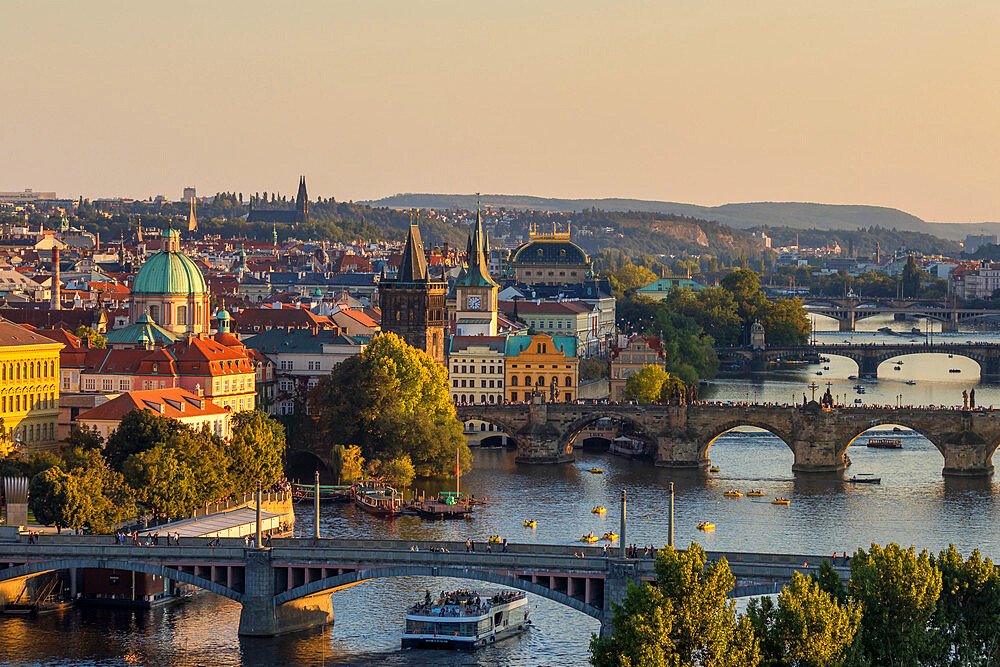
[255,480,262,548]
[314,469,320,539]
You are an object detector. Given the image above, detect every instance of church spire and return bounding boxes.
[295,175,309,223]
[397,213,429,282]
[187,196,198,232]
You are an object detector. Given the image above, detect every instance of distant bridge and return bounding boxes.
[799,297,1000,331]
[0,536,846,637]
[715,342,1000,380]
[457,401,1000,476]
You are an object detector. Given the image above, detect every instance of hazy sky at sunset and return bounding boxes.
[2,1,998,221]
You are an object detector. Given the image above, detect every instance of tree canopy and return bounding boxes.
[310,333,471,479]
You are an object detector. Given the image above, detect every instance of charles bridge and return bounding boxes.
[456,401,1000,476]
[0,535,846,637]
[715,341,1000,381]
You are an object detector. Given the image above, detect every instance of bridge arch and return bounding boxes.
[274,564,602,619]
[0,558,242,602]
[556,412,656,456]
[875,352,982,379]
[455,410,523,449]
[699,421,795,460]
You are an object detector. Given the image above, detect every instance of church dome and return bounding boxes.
[510,239,589,265]
[132,230,207,296]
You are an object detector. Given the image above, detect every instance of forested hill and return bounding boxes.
[363,193,947,236]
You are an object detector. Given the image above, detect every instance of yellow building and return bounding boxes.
[505,334,578,403]
[0,321,62,450]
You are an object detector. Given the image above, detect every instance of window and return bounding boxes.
[481,366,486,374]
[280,360,293,370]
[118,379,130,391]
[84,378,96,391]
[177,305,187,325]
[149,305,159,323]
[498,379,503,387]
[102,378,113,391]
[279,380,294,392]
[511,391,518,401]
[511,376,517,386]
[565,376,572,386]
[307,361,321,371]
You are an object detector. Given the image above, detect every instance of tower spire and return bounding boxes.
[188,195,198,232]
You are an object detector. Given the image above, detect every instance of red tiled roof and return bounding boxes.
[77,388,229,421]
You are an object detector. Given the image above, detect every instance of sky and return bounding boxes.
[2,0,998,222]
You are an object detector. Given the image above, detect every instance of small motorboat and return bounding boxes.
[893,366,901,371]
[591,506,607,514]
[723,490,743,498]
[709,466,720,472]
[823,366,830,370]
[771,498,791,505]
[948,354,954,358]
[581,533,599,542]
[816,371,823,376]
[949,369,961,373]
[588,467,604,474]
[746,490,765,497]
[848,474,881,484]
[696,522,715,531]
[601,532,618,541]
[854,398,863,404]
[848,375,857,380]
[905,380,917,385]
[523,520,536,528]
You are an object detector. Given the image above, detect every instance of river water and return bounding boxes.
[4,320,1000,666]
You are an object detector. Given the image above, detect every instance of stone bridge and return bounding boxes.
[457,402,1000,476]
[716,342,1000,380]
[0,536,844,637]
[799,297,1000,332]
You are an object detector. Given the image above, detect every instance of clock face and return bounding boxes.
[467,296,482,310]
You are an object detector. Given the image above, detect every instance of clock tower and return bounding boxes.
[454,208,499,336]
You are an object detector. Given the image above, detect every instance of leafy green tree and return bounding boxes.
[60,447,135,533]
[849,543,942,666]
[372,454,416,488]
[580,357,609,381]
[74,325,107,349]
[104,409,183,470]
[623,365,670,402]
[28,467,81,532]
[123,443,193,518]
[604,263,658,298]
[330,444,364,484]
[310,333,470,478]
[591,581,676,667]
[811,559,848,605]
[751,572,860,667]
[229,410,286,494]
[901,256,920,298]
[65,425,103,451]
[931,545,1000,666]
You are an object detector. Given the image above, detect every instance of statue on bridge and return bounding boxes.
[963,390,969,410]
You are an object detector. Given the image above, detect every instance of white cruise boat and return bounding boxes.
[402,589,529,649]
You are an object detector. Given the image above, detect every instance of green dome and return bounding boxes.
[132,248,207,296]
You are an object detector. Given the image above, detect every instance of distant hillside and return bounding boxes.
[365,193,994,242]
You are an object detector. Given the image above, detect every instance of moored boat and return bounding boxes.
[353,481,402,517]
[402,590,529,650]
[409,491,472,519]
[291,482,352,504]
[867,437,902,449]
[848,474,881,484]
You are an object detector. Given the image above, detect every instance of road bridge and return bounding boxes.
[0,535,848,637]
[799,297,1000,332]
[715,342,1000,380]
[457,401,1000,476]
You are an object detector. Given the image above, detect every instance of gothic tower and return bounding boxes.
[454,206,499,336]
[378,224,447,363]
[295,176,309,224]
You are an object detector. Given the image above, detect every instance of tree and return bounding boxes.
[624,365,670,403]
[310,333,471,479]
[849,543,942,666]
[74,325,107,349]
[229,410,286,495]
[104,409,183,470]
[580,357,609,381]
[591,581,676,667]
[65,425,103,451]
[901,256,920,298]
[751,572,860,667]
[372,454,416,488]
[28,467,81,532]
[811,559,847,605]
[60,447,135,533]
[931,545,1000,666]
[331,444,364,484]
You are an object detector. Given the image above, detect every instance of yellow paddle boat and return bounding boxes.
[488,535,502,543]
[709,466,720,472]
[723,490,743,498]
[601,532,618,541]
[523,520,536,528]
[588,467,604,474]
[581,532,599,542]
[696,522,715,531]
[746,490,765,497]
[771,498,791,505]
[591,506,607,514]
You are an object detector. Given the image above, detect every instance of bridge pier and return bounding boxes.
[837,313,855,332]
[654,436,710,470]
[940,433,996,477]
[514,401,574,464]
[600,560,641,638]
[237,550,334,637]
[791,438,847,474]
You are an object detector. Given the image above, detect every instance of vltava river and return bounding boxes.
[4,326,1000,665]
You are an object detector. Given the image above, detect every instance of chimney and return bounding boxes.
[51,246,61,311]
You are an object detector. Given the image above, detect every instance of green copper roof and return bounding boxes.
[132,249,207,296]
[106,316,181,346]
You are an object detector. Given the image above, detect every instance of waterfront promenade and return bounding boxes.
[0,535,847,637]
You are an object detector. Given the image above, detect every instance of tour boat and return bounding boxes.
[291,482,352,504]
[848,474,881,484]
[771,498,791,505]
[696,522,715,531]
[723,490,743,498]
[602,531,618,541]
[591,506,606,514]
[746,490,764,497]
[353,481,402,517]
[867,437,902,449]
[581,532,599,542]
[402,590,529,650]
[523,520,536,528]
[609,436,644,459]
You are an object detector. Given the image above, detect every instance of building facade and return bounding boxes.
[504,334,578,403]
[452,211,500,337]
[507,227,591,286]
[609,335,667,401]
[0,321,62,450]
[448,336,506,405]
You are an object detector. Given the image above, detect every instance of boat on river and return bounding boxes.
[402,590,529,650]
[353,481,402,517]
[867,437,902,449]
[771,498,791,505]
[409,491,472,519]
[609,435,644,459]
[848,474,881,484]
[291,482,352,504]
